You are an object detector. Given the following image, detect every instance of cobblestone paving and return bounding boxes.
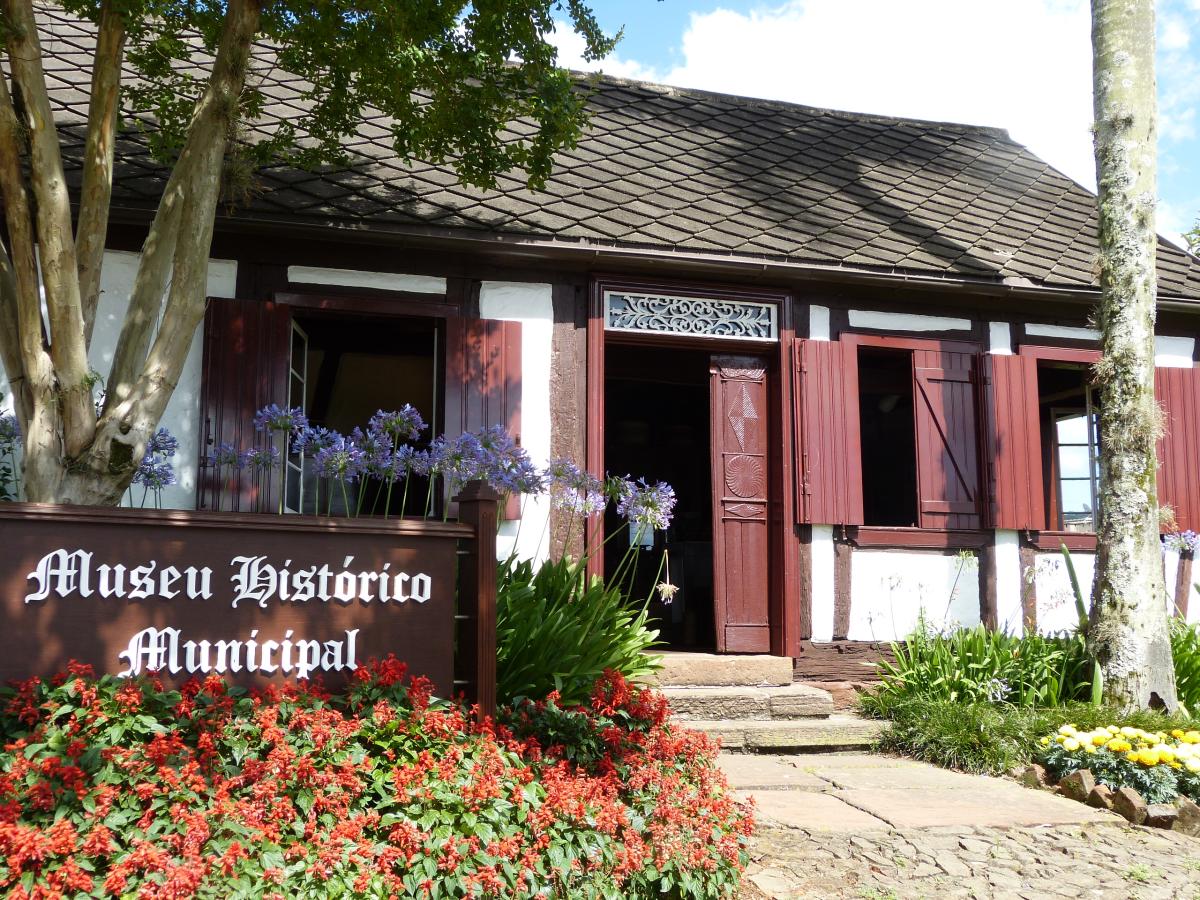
[723,753,1200,899]
[742,820,1200,899]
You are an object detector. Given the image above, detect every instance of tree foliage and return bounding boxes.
[0,0,615,504]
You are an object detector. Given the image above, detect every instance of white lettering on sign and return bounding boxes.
[22,549,431,608]
[118,626,359,680]
[24,549,215,604]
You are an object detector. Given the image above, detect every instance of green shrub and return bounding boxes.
[496,557,662,706]
[869,698,1200,776]
[1172,617,1200,713]
[865,624,1094,713]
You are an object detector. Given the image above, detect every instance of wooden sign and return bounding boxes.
[0,503,489,696]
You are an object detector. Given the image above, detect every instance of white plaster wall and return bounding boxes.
[0,251,235,508]
[1033,550,1094,635]
[287,265,445,295]
[995,530,1024,634]
[847,309,971,333]
[809,525,836,641]
[1024,323,1100,342]
[988,322,1013,355]
[848,549,981,641]
[1156,336,1196,368]
[478,281,553,564]
[809,305,831,341]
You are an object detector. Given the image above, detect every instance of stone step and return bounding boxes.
[681,715,883,753]
[648,651,793,687]
[664,684,834,720]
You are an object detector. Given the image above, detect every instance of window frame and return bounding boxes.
[1017,344,1103,549]
[839,333,985,537]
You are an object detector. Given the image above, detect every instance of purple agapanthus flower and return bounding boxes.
[314,437,367,483]
[253,404,309,435]
[1166,530,1200,556]
[0,414,20,446]
[145,427,178,458]
[208,442,242,469]
[241,446,281,471]
[292,426,339,455]
[616,478,677,532]
[368,406,427,443]
[471,425,543,496]
[133,459,176,490]
[428,432,486,492]
[547,458,606,515]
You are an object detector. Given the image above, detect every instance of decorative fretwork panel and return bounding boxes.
[604,292,777,341]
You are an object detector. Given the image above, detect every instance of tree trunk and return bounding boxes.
[1088,0,1177,711]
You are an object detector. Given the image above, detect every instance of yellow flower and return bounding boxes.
[1186,758,1200,773]
[1126,751,1141,763]
[1159,747,1176,764]
[1120,727,1139,738]
[1091,733,1108,746]
[1084,745,1097,754]
[1138,750,1161,767]
[1059,725,1078,737]
[1184,731,1200,744]
[1173,729,1185,739]
[1063,738,1081,752]
[1107,725,1121,734]
[1040,736,1051,747]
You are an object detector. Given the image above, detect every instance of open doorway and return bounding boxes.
[604,344,714,650]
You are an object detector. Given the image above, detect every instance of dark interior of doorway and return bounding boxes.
[604,344,714,650]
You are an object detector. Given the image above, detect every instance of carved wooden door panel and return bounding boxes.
[710,354,771,652]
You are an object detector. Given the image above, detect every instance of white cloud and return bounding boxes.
[556,0,1099,189]
[1162,16,1191,50]
[551,22,659,82]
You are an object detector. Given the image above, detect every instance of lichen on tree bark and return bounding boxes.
[1088,0,1177,711]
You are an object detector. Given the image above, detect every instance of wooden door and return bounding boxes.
[710,354,771,652]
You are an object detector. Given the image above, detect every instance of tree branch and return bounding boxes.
[0,62,45,422]
[98,0,260,475]
[0,240,30,425]
[77,0,125,347]
[3,0,94,458]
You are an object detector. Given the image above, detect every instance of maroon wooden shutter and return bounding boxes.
[197,297,292,512]
[1156,365,1200,532]
[793,339,864,525]
[445,316,523,518]
[911,348,981,529]
[710,354,771,653]
[983,353,1045,530]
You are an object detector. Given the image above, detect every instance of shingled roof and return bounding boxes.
[33,4,1200,301]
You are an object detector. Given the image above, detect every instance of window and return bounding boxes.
[285,314,438,516]
[1038,362,1101,531]
[795,335,982,530]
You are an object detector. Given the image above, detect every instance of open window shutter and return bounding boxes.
[197,297,291,512]
[1156,365,1200,532]
[793,339,863,525]
[445,316,523,518]
[982,353,1044,530]
[911,349,981,529]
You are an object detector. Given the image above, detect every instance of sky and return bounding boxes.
[551,0,1200,249]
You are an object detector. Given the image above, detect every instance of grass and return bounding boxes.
[864,696,1200,776]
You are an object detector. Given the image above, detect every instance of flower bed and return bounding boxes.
[0,663,750,899]
[1040,724,1200,804]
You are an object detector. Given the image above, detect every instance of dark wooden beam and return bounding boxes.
[978,541,998,630]
[833,537,852,640]
[1019,544,1038,632]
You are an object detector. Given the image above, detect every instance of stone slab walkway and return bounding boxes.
[726,752,1200,899]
